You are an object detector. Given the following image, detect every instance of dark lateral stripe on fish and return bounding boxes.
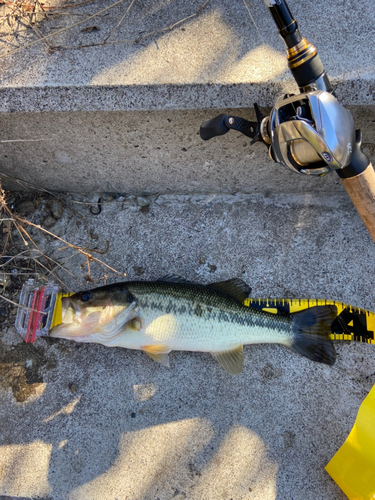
[139,294,292,332]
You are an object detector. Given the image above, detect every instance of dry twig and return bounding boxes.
[0,0,212,56]
[0,175,126,296]
[0,0,129,57]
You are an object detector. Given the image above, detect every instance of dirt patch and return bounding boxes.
[0,341,56,402]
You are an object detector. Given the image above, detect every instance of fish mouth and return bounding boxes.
[60,297,80,324]
[49,297,82,338]
[60,296,83,324]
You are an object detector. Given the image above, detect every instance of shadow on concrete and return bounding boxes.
[0,0,289,90]
[0,330,349,499]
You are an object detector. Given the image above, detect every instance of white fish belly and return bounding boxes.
[130,308,294,352]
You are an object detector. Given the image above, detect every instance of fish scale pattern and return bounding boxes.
[125,281,294,351]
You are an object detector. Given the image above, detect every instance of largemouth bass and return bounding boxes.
[50,277,337,374]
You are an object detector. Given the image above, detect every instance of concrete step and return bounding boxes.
[0,0,374,192]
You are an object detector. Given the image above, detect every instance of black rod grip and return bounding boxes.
[336,131,369,179]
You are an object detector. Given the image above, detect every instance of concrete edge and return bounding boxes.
[1,78,374,113]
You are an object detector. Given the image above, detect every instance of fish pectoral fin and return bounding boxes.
[211,346,243,375]
[142,344,171,368]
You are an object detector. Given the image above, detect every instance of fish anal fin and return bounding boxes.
[142,344,170,368]
[291,305,337,365]
[211,345,243,375]
[208,279,251,303]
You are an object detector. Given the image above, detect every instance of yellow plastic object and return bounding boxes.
[51,293,73,328]
[325,384,375,500]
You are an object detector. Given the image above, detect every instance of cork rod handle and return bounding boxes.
[341,164,375,242]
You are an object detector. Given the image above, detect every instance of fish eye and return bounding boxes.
[80,291,92,302]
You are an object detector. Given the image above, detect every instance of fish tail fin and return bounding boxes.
[290,306,337,365]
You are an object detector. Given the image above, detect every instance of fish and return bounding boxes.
[49,277,338,375]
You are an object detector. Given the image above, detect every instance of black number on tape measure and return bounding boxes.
[332,307,374,342]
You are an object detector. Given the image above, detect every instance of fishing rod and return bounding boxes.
[200,0,375,241]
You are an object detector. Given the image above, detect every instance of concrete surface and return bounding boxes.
[1,1,375,497]
[1,105,374,193]
[0,0,374,110]
[0,0,374,191]
[1,190,375,499]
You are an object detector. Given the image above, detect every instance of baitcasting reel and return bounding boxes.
[200,90,356,177]
[200,0,375,242]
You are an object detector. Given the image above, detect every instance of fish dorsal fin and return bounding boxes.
[211,346,243,375]
[207,279,251,303]
[157,275,196,285]
[142,344,171,368]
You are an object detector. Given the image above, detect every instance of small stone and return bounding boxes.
[199,258,206,265]
[90,233,98,240]
[51,200,64,219]
[0,308,7,317]
[133,383,157,402]
[122,198,137,210]
[115,194,126,202]
[208,264,217,273]
[12,307,17,315]
[68,382,77,392]
[43,215,57,228]
[17,200,35,216]
[137,196,150,207]
[101,194,114,202]
[130,412,136,418]
[141,206,149,214]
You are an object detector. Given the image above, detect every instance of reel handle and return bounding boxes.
[200,105,268,143]
[200,114,230,141]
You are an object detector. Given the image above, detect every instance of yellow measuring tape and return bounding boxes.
[245,297,375,345]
